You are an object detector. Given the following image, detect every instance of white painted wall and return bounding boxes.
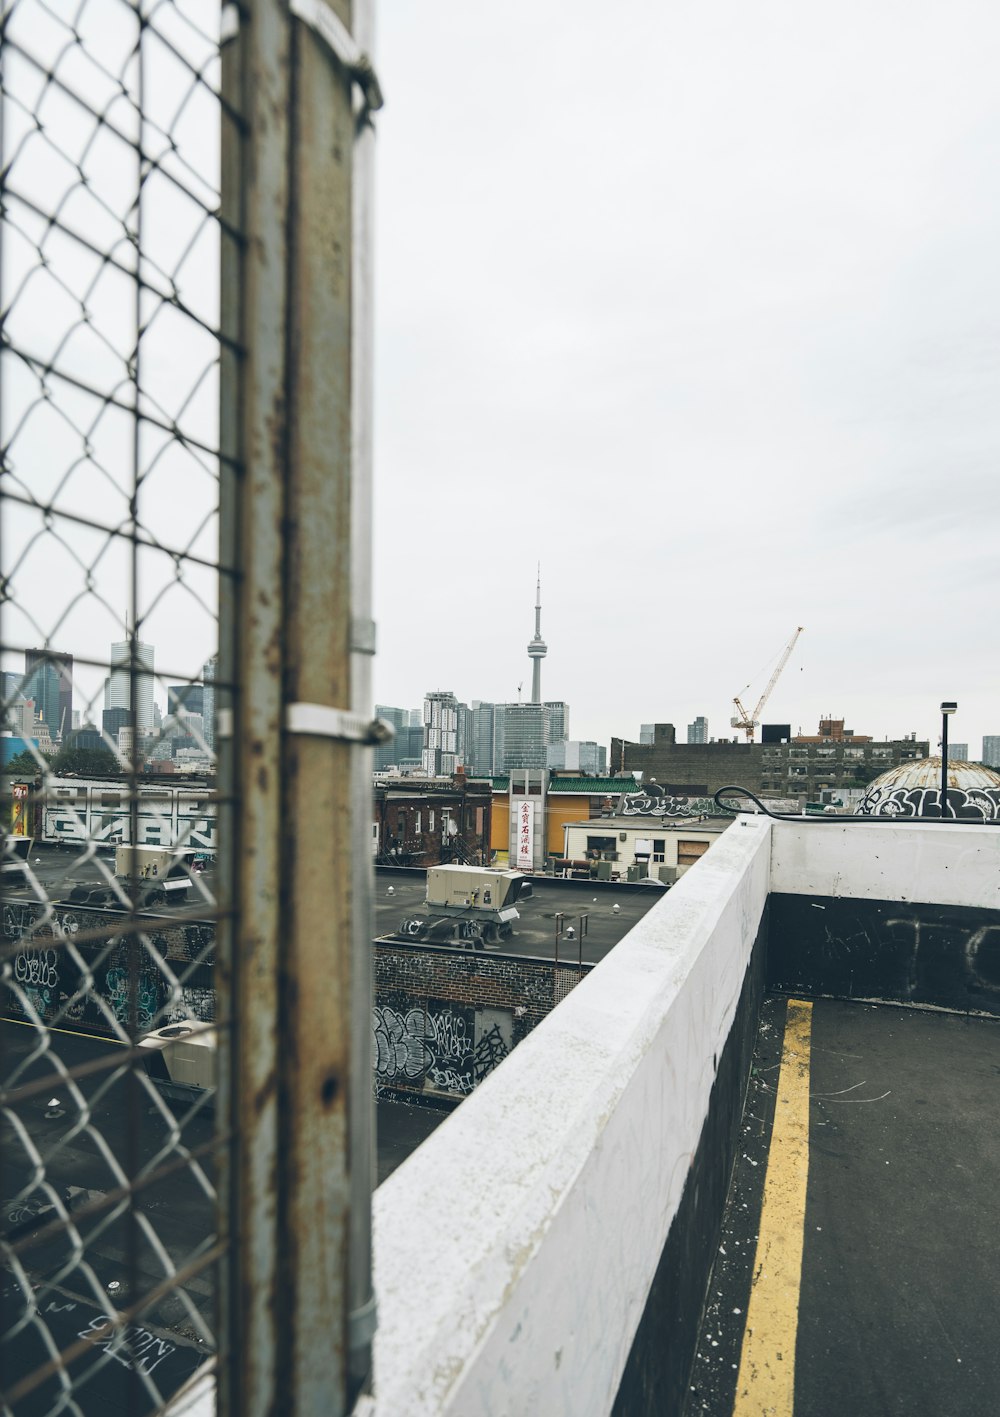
[369,816,770,1416]
[770,819,1000,911]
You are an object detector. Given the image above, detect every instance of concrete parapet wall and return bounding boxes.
[369,815,772,1415]
[770,818,1000,910]
[769,820,1000,1014]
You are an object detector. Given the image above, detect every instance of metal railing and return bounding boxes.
[1,2,377,1413]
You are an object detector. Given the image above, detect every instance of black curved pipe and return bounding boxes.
[712,785,998,825]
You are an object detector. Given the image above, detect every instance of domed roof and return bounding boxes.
[858,757,1000,820]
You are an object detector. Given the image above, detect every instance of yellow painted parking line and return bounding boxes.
[733,998,813,1416]
[1,1014,127,1045]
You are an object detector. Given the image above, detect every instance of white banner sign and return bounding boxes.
[515,799,534,870]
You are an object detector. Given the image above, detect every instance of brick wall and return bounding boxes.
[2,900,215,1036]
[3,900,587,1107]
[374,941,590,1106]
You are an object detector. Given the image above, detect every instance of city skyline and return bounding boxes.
[370,3,1000,765]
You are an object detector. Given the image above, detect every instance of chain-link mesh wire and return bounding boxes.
[1,1,237,1409]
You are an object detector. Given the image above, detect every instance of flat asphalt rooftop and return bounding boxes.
[685,995,1000,1417]
[3,849,664,965]
[374,869,664,964]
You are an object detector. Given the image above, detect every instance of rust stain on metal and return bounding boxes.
[254,1068,278,1115]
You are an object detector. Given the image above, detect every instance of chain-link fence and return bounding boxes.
[0,0,236,1410]
[3,1,376,1409]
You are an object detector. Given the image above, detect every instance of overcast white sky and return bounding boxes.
[370,1,1000,756]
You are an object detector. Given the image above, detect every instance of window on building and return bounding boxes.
[414,812,421,834]
[652,838,666,863]
[429,810,435,833]
[678,839,709,866]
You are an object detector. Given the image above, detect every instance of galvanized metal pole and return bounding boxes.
[941,712,949,819]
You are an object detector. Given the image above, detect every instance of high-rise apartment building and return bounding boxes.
[422,691,460,775]
[107,639,155,736]
[687,716,708,744]
[947,744,969,762]
[640,724,655,745]
[982,736,1000,768]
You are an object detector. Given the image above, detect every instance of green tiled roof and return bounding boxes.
[487,776,634,795]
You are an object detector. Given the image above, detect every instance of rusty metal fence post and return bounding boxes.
[218,2,379,1413]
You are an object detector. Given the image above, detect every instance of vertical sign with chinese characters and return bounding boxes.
[11,783,29,836]
[516,798,534,870]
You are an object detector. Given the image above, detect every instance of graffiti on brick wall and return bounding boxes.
[2,901,216,1035]
[164,986,215,1024]
[372,1001,512,1097]
[105,965,160,1030]
[858,785,1000,820]
[617,790,723,818]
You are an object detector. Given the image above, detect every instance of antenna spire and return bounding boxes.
[526,566,547,703]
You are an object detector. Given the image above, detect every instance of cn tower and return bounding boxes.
[527,568,547,703]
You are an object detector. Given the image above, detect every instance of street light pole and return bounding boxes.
[940,701,957,819]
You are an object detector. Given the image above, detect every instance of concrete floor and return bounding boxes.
[686,996,1000,1417]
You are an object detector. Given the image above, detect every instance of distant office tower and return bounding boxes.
[544,701,569,743]
[168,684,205,717]
[947,743,968,762]
[640,724,655,744]
[102,707,134,740]
[687,716,708,744]
[374,704,413,771]
[526,570,547,703]
[23,649,73,740]
[983,736,1000,768]
[468,701,495,776]
[107,639,155,736]
[422,691,461,775]
[547,740,608,775]
[493,701,569,773]
[494,703,549,772]
[26,655,53,733]
[202,656,217,752]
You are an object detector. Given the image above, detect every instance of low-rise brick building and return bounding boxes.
[373,771,492,866]
[614,720,928,805]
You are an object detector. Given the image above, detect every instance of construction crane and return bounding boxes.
[731,626,804,742]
